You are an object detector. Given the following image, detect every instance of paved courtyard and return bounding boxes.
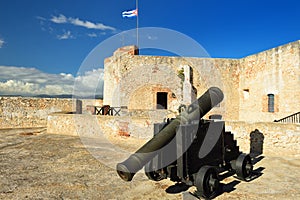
[0,128,299,199]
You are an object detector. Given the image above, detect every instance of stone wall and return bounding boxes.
[239,40,300,122]
[104,55,184,111]
[103,48,242,121]
[47,114,300,153]
[104,51,240,120]
[225,121,300,154]
[0,97,104,129]
[0,97,76,128]
[103,40,300,122]
[186,58,240,120]
[47,113,166,139]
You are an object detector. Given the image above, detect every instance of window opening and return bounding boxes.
[267,94,275,112]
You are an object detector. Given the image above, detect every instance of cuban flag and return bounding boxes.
[122,9,138,18]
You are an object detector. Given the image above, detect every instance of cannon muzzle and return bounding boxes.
[116,87,224,181]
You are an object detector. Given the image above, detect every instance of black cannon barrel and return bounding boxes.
[116,87,224,181]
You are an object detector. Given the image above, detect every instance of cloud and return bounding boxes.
[57,30,74,40]
[0,66,104,97]
[73,69,104,97]
[86,32,107,38]
[87,33,98,38]
[50,14,116,31]
[38,14,116,40]
[50,14,67,24]
[0,38,4,48]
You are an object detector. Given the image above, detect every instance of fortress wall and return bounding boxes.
[104,51,241,120]
[120,56,183,110]
[47,113,165,139]
[46,113,300,153]
[187,58,240,120]
[226,121,300,154]
[104,55,184,109]
[0,97,104,128]
[239,40,300,122]
[103,46,140,106]
[104,41,300,122]
[0,97,75,128]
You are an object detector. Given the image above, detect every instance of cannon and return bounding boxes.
[116,87,253,199]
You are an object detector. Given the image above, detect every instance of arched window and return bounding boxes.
[267,94,275,112]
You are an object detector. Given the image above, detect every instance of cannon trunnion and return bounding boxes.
[116,87,253,199]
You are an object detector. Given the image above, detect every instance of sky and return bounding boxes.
[0,0,300,96]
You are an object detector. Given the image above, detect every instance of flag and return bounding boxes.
[122,9,138,18]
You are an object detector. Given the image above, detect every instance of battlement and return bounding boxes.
[104,45,139,65]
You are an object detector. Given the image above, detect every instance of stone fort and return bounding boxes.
[0,40,299,153]
[103,40,300,122]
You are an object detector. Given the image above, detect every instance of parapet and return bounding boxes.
[113,45,139,57]
[104,45,139,65]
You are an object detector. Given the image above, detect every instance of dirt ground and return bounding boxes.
[0,128,300,200]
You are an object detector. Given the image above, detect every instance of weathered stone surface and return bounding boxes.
[0,97,74,128]
[47,113,300,151]
[225,121,300,154]
[104,41,300,122]
[0,97,103,129]
[47,113,167,139]
[239,40,300,122]
[0,129,300,199]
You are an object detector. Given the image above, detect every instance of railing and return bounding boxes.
[274,112,300,124]
[95,106,121,116]
[86,105,122,116]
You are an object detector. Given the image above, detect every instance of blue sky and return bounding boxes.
[0,0,300,96]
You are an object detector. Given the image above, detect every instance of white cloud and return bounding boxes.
[0,38,4,48]
[0,66,104,97]
[70,18,115,31]
[57,30,74,40]
[73,69,104,97]
[50,14,116,31]
[50,14,67,24]
[87,33,98,38]
[0,80,41,95]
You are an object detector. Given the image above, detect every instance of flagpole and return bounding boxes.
[136,0,139,48]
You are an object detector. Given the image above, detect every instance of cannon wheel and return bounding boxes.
[235,153,253,181]
[144,161,165,181]
[195,165,219,199]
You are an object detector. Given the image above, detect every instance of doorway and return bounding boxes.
[157,92,168,109]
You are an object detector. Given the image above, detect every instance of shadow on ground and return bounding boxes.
[165,154,265,199]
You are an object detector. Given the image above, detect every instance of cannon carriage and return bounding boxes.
[116,87,253,199]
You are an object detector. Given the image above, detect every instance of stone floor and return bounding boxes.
[0,129,299,199]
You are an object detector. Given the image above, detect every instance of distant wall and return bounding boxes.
[0,97,104,129]
[47,114,300,152]
[0,97,75,128]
